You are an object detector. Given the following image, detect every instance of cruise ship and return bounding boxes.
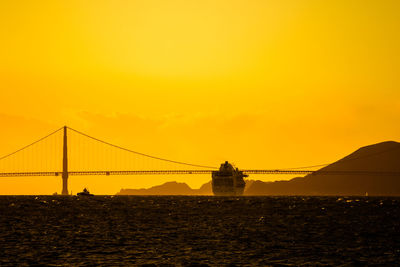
[212,161,247,196]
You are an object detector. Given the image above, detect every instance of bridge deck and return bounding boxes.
[0,170,399,177]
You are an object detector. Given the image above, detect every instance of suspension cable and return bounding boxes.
[2,125,396,172]
[281,163,330,170]
[281,142,400,170]
[0,127,64,161]
[67,127,217,169]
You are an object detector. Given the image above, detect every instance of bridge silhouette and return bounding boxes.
[1,126,399,195]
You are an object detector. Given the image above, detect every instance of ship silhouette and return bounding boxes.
[212,161,247,196]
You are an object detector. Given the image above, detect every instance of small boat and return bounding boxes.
[77,188,94,196]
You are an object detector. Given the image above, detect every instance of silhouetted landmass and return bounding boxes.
[197,181,212,194]
[245,141,400,196]
[117,182,195,195]
[117,179,255,195]
[117,181,214,195]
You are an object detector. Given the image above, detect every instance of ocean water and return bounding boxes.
[0,196,399,266]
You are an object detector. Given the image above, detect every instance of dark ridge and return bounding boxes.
[117,181,214,195]
[245,141,400,196]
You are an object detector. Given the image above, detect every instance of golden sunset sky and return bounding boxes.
[0,0,399,194]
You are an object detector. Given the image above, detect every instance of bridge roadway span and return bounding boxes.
[1,170,400,177]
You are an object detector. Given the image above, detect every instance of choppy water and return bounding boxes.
[0,196,399,266]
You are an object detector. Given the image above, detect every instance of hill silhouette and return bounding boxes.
[117,182,196,195]
[245,141,400,196]
[116,181,214,195]
[117,179,255,195]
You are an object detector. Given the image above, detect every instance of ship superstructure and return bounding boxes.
[212,161,247,196]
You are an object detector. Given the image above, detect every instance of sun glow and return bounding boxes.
[0,0,399,194]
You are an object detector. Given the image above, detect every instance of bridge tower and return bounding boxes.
[62,126,69,195]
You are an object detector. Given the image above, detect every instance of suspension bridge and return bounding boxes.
[0,126,399,195]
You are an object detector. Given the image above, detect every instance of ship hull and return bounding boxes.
[77,192,93,196]
[211,161,247,196]
[212,175,245,196]
[212,184,245,196]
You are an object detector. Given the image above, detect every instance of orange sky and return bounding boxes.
[0,0,399,194]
